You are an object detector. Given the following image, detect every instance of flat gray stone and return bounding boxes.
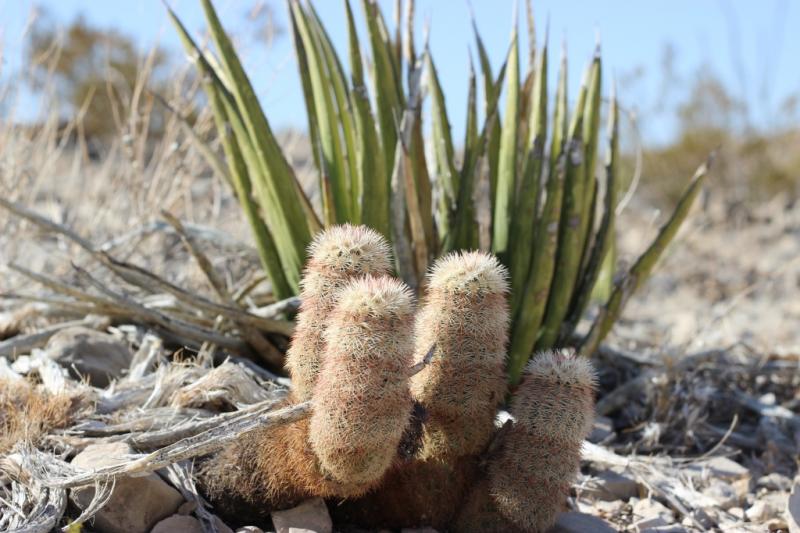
[151,515,203,533]
[271,498,332,533]
[70,442,183,533]
[632,498,675,531]
[684,457,750,482]
[549,511,616,533]
[47,326,131,386]
[584,469,641,501]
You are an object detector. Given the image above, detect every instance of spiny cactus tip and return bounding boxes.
[427,250,509,295]
[305,224,392,278]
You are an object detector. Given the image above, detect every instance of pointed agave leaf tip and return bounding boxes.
[511,0,519,28]
[467,0,477,28]
[543,13,550,45]
[594,27,602,57]
[610,73,617,101]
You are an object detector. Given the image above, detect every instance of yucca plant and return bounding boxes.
[167,0,710,384]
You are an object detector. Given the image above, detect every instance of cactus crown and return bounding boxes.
[333,276,414,320]
[304,224,392,284]
[511,349,597,441]
[524,349,597,390]
[427,250,509,297]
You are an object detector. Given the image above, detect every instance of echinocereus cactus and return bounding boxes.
[410,251,510,460]
[285,224,392,400]
[493,350,596,531]
[309,275,415,485]
[200,228,597,532]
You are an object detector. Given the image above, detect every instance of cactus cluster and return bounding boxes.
[201,225,597,532]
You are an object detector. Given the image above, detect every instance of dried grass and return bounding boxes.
[0,379,78,454]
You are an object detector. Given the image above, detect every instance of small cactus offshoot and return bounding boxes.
[309,275,415,485]
[285,224,392,400]
[488,350,597,531]
[200,226,597,533]
[411,251,510,460]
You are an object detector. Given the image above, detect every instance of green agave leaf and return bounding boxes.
[563,80,617,340]
[492,23,520,260]
[576,46,603,277]
[199,0,312,290]
[463,58,479,186]
[290,1,351,222]
[361,0,404,179]
[506,44,562,385]
[344,0,390,238]
[425,49,459,247]
[472,17,501,206]
[508,36,548,314]
[535,57,593,350]
[166,6,293,299]
[581,155,713,355]
[306,1,361,222]
[449,61,504,252]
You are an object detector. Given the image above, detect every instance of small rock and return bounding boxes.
[690,508,716,530]
[70,442,183,533]
[584,469,640,501]
[757,473,793,492]
[729,507,745,519]
[746,500,779,522]
[46,326,131,386]
[549,511,616,532]
[633,498,675,531]
[685,457,750,483]
[593,499,626,517]
[177,501,197,515]
[706,480,741,510]
[236,528,265,533]
[588,415,615,443]
[152,515,203,533]
[271,498,332,533]
[634,516,670,531]
[787,480,800,532]
[640,526,688,533]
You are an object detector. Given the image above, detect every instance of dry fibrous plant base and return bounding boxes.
[410,251,510,461]
[309,275,415,486]
[331,455,480,529]
[453,478,523,533]
[486,351,597,531]
[285,225,392,401]
[199,405,367,525]
[0,378,79,453]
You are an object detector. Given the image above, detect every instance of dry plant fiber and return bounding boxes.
[0,378,77,453]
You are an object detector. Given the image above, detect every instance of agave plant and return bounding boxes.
[167,0,710,384]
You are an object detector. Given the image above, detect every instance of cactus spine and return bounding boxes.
[309,275,415,485]
[488,350,596,531]
[410,251,510,460]
[285,225,392,400]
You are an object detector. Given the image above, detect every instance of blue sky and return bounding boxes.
[1,1,798,144]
